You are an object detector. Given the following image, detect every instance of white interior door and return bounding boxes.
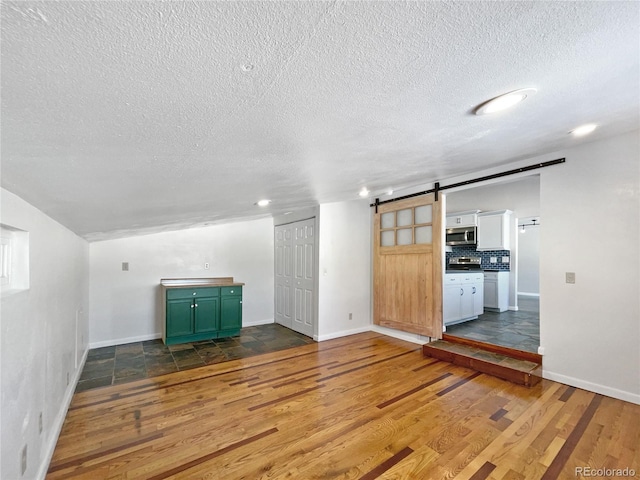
[275,224,293,328]
[275,218,315,337]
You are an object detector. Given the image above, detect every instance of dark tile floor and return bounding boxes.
[445,295,540,353]
[76,324,314,392]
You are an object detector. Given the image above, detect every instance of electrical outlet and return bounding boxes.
[21,445,27,476]
[39,412,43,434]
[122,262,129,271]
[490,257,497,264]
[204,262,210,270]
[566,272,576,284]
[502,256,510,263]
[348,313,352,320]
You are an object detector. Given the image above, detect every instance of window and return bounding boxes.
[0,236,11,286]
[379,204,433,247]
[0,224,29,296]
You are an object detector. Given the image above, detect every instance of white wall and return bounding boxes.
[1,188,90,480]
[539,130,639,403]
[317,199,372,340]
[368,130,638,403]
[517,215,540,295]
[89,217,274,347]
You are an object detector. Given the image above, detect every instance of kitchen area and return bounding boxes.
[442,177,541,353]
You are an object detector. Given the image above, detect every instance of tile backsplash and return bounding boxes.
[446,246,511,271]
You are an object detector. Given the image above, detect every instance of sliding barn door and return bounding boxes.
[374,194,443,338]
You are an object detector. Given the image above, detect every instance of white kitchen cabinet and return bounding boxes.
[472,281,484,316]
[443,272,484,326]
[444,280,464,325]
[484,271,509,312]
[446,210,479,228]
[477,210,512,251]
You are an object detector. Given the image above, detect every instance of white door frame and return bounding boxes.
[273,207,319,339]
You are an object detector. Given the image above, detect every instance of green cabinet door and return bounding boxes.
[167,298,194,337]
[194,296,219,333]
[220,296,242,331]
[164,285,240,344]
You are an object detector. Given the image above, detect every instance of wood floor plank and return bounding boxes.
[47,333,640,480]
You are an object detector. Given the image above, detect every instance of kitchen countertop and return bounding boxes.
[160,277,244,288]
[445,269,485,274]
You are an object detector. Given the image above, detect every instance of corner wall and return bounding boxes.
[539,130,639,403]
[88,217,274,347]
[1,188,90,480]
[317,199,372,340]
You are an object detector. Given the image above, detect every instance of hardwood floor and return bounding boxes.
[48,332,639,479]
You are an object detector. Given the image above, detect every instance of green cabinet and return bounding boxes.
[220,287,242,335]
[167,298,195,337]
[162,284,242,345]
[194,296,219,333]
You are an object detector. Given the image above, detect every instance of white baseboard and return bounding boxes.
[369,325,429,345]
[314,325,371,342]
[508,306,519,311]
[89,321,276,349]
[315,325,431,345]
[242,318,275,327]
[543,370,640,405]
[37,347,89,480]
[518,292,540,297]
[89,333,161,349]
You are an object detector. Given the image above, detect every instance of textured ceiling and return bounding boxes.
[2,1,639,241]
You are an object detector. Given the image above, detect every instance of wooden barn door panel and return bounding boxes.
[373,194,443,338]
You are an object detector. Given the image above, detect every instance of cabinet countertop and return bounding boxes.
[161,277,244,288]
[445,270,484,275]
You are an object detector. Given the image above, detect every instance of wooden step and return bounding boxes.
[423,339,542,387]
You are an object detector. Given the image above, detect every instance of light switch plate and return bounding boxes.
[566,272,576,284]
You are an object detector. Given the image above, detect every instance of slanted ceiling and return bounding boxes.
[1,1,638,241]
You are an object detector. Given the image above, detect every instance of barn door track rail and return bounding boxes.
[371,158,565,213]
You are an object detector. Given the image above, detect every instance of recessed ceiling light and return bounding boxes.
[475,88,537,115]
[256,199,270,207]
[570,124,597,137]
[241,64,254,72]
[358,188,370,197]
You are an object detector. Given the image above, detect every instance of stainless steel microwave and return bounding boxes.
[446,226,476,246]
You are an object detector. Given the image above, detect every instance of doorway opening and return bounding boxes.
[443,175,540,354]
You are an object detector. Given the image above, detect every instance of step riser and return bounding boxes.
[442,334,542,364]
[423,345,542,387]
